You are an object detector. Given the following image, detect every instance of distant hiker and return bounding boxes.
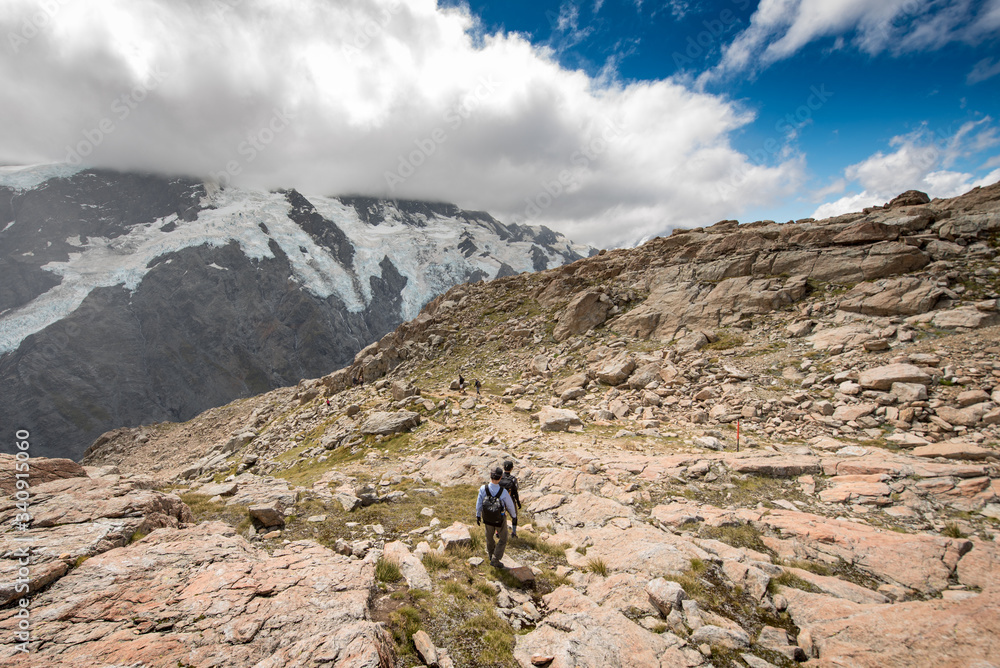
[475,379,481,395]
[326,398,330,406]
[476,466,517,568]
[459,373,466,394]
[499,460,521,511]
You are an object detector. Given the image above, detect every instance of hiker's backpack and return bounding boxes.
[499,473,518,498]
[481,486,505,526]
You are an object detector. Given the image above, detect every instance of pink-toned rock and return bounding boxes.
[383,540,432,590]
[553,291,611,341]
[0,454,88,494]
[783,567,888,605]
[756,509,971,594]
[935,404,988,427]
[832,403,877,422]
[646,577,686,615]
[956,539,1000,591]
[585,573,658,616]
[0,522,396,667]
[956,389,991,407]
[513,595,689,668]
[0,476,192,606]
[726,455,821,477]
[818,477,891,505]
[912,442,996,461]
[780,585,1000,667]
[555,524,700,577]
[858,364,930,391]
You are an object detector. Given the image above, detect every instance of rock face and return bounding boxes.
[0,472,193,606]
[0,453,87,493]
[553,291,611,341]
[0,166,591,459]
[0,522,396,667]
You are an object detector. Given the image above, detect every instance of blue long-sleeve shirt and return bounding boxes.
[475,483,517,521]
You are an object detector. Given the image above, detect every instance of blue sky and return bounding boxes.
[449,0,1000,225]
[2,0,998,246]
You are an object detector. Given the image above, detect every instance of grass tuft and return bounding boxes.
[585,557,609,577]
[375,557,403,583]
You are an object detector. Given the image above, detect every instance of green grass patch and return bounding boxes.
[585,557,609,576]
[376,557,403,583]
[942,523,966,538]
[699,523,774,557]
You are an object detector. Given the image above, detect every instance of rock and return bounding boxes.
[514,399,534,412]
[689,625,750,650]
[957,389,991,407]
[0,473,193,605]
[936,404,988,427]
[529,355,550,375]
[0,522,396,667]
[932,307,1000,329]
[0,454,87,493]
[439,522,472,551]
[786,320,815,338]
[390,380,418,401]
[513,591,689,668]
[693,436,724,451]
[727,455,821,477]
[833,403,877,422]
[858,364,931,391]
[891,382,927,402]
[675,331,709,354]
[833,220,900,245]
[412,629,439,667]
[198,482,238,497]
[554,372,589,395]
[359,411,421,436]
[838,277,948,316]
[535,407,583,432]
[383,540,433,590]
[808,325,876,351]
[646,577,687,616]
[553,291,611,341]
[757,625,807,662]
[595,355,636,386]
[887,189,930,208]
[780,585,999,668]
[628,363,662,390]
[249,503,285,528]
[911,443,995,461]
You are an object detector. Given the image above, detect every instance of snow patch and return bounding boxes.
[0,164,86,190]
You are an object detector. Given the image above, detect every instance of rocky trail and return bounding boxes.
[3,184,1000,667]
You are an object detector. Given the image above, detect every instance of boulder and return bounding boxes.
[689,625,750,650]
[249,503,285,528]
[646,577,687,616]
[553,291,611,341]
[595,355,636,386]
[359,411,421,436]
[390,380,418,401]
[932,307,1000,329]
[890,382,927,402]
[535,407,583,432]
[858,364,931,391]
[887,189,930,208]
[383,540,433,590]
[936,404,988,427]
[439,522,473,551]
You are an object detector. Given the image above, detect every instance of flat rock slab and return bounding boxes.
[858,363,930,391]
[0,475,192,605]
[911,443,996,461]
[781,585,1000,667]
[359,411,421,436]
[0,522,396,667]
[726,455,821,477]
[383,540,433,591]
[0,454,87,493]
[513,593,689,668]
[757,509,971,594]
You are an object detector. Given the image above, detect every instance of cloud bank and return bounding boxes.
[0,0,804,247]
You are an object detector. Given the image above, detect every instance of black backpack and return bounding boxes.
[481,486,505,526]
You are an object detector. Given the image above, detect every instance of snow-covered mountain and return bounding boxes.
[0,165,592,459]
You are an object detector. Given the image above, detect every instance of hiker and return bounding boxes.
[499,460,521,511]
[458,373,466,394]
[475,466,517,568]
[475,379,481,395]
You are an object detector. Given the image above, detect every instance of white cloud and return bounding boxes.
[710,0,1000,79]
[812,120,1000,218]
[0,0,805,248]
[968,56,1000,84]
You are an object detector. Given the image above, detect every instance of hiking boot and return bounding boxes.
[490,559,505,569]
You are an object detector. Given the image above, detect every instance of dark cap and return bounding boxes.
[503,460,513,471]
[490,467,503,480]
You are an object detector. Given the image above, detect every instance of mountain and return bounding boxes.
[4,182,998,668]
[0,165,592,460]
